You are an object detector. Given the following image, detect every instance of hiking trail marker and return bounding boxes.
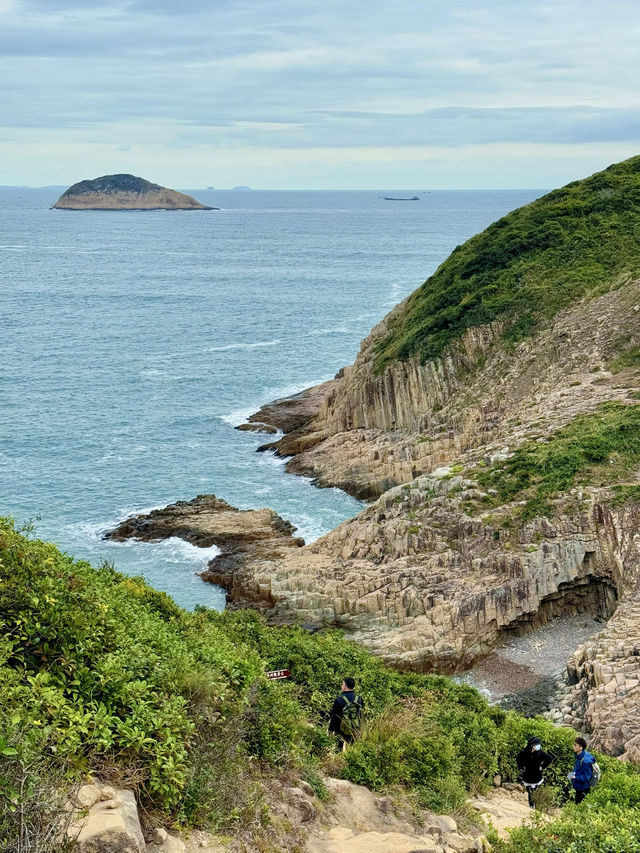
[265,669,291,680]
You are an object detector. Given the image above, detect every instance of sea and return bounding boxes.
[1,186,543,609]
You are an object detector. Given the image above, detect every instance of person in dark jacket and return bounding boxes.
[328,677,364,748]
[516,736,554,807]
[569,736,595,803]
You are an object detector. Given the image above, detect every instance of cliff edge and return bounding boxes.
[225,155,640,758]
[51,173,215,210]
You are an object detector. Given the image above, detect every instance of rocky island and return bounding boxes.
[51,173,215,210]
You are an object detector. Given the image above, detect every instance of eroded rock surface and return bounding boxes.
[105,494,304,606]
[69,784,145,853]
[306,778,481,853]
[223,278,640,756]
[257,281,640,500]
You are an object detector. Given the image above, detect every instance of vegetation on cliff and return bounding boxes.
[374,155,640,372]
[1,519,639,850]
[476,401,640,520]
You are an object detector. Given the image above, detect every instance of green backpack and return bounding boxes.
[339,695,363,738]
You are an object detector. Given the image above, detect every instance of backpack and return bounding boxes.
[339,695,362,738]
[591,761,601,787]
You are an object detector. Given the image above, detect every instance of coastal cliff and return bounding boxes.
[52,173,214,210]
[221,155,640,756]
[111,157,640,759]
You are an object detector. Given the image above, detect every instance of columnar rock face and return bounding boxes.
[564,588,640,761]
[224,275,640,755]
[52,174,214,210]
[217,479,635,674]
[256,279,640,500]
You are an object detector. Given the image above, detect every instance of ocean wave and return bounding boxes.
[218,376,332,427]
[208,339,281,352]
[64,517,222,565]
[218,406,262,426]
[307,327,351,336]
[261,377,332,402]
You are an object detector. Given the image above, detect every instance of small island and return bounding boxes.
[51,173,216,210]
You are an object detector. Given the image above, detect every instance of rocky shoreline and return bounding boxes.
[103,181,640,760]
[105,494,304,608]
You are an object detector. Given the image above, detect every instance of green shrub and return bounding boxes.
[476,402,640,518]
[4,517,640,847]
[375,155,640,372]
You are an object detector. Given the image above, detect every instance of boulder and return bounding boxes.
[70,787,145,853]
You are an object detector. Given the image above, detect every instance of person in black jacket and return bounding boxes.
[328,677,364,749]
[516,736,554,807]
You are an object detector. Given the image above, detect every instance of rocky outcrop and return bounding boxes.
[469,787,539,842]
[68,776,495,853]
[219,477,635,673]
[105,494,304,606]
[239,375,341,438]
[69,783,145,853]
[52,174,214,210]
[561,586,640,760]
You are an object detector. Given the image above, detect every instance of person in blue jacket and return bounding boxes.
[569,736,595,803]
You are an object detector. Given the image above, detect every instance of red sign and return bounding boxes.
[265,669,292,680]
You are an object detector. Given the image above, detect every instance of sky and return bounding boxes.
[1,0,639,189]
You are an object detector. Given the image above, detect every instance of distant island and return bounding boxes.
[51,174,216,210]
[232,185,252,191]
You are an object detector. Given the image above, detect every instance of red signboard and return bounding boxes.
[265,669,292,680]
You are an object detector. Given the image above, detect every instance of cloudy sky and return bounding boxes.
[1,0,639,188]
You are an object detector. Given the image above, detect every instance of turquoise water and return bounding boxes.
[1,187,542,608]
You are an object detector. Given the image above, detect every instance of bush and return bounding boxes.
[476,402,640,518]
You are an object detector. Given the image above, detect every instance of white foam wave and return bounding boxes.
[208,339,280,352]
[64,519,221,570]
[219,406,262,426]
[218,376,333,427]
[261,377,333,402]
[307,327,351,336]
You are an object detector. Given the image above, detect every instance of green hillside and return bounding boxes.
[374,155,640,372]
[1,519,639,851]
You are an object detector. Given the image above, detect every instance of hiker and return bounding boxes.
[328,677,364,748]
[516,736,554,808]
[569,736,596,803]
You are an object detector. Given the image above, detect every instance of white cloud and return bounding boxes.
[0,0,639,186]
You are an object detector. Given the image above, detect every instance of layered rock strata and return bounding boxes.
[214,478,635,675]
[221,279,640,755]
[52,174,214,210]
[562,586,640,762]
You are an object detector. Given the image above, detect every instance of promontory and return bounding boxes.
[51,173,215,210]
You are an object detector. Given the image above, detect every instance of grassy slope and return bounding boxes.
[473,401,640,520]
[1,519,640,852]
[374,155,640,372]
